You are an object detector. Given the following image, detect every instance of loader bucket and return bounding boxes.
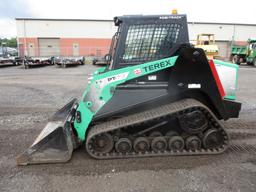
[16,98,78,165]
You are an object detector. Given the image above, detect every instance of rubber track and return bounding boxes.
[86,99,229,159]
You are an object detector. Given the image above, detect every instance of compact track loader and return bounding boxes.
[16,14,241,165]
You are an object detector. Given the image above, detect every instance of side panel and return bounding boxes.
[74,56,178,140]
[214,59,239,100]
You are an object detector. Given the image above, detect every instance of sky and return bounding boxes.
[0,0,256,38]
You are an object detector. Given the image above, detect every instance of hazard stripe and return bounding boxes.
[208,60,225,98]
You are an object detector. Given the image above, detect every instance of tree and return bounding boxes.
[0,38,17,48]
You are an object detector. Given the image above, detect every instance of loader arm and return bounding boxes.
[74,56,178,141]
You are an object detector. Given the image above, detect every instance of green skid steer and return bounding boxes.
[17,14,241,165]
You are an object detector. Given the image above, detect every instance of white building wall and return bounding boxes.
[16,20,116,39]
[188,23,234,41]
[16,19,256,42]
[188,23,256,41]
[234,25,256,41]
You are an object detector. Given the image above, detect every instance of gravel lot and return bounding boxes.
[0,64,256,192]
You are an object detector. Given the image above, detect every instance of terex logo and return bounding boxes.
[142,60,173,72]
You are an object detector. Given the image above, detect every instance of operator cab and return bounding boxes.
[107,15,189,69]
[106,14,190,83]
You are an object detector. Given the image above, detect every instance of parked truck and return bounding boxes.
[0,43,19,66]
[230,39,256,65]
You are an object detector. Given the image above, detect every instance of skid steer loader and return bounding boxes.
[16,14,241,165]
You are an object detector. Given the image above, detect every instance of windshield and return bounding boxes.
[121,23,180,64]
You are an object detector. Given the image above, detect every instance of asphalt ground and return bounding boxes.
[0,63,256,192]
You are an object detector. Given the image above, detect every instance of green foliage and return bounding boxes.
[0,37,17,48]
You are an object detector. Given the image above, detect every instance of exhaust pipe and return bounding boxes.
[16,98,79,165]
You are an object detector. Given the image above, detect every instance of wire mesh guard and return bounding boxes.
[122,23,180,63]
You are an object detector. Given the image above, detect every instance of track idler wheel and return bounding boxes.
[186,136,201,151]
[168,136,185,151]
[203,129,223,149]
[133,137,150,153]
[115,138,132,153]
[92,133,114,154]
[151,137,167,152]
[179,110,208,134]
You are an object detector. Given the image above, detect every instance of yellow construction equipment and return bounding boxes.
[195,34,219,59]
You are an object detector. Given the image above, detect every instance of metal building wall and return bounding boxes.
[16,18,256,58]
[16,19,116,38]
[188,22,256,41]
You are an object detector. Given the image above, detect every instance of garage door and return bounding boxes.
[39,38,60,57]
[216,41,231,60]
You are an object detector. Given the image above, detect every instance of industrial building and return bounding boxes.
[16,18,256,60]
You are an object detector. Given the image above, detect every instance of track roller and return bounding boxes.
[151,137,167,152]
[168,136,185,151]
[115,138,132,153]
[186,136,202,151]
[133,137,150,153]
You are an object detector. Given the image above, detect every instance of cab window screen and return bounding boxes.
[122,23,180,63]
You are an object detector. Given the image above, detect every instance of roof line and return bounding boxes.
[15,18,256,26]
[15,18,113,22]
[188,21,256,26]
